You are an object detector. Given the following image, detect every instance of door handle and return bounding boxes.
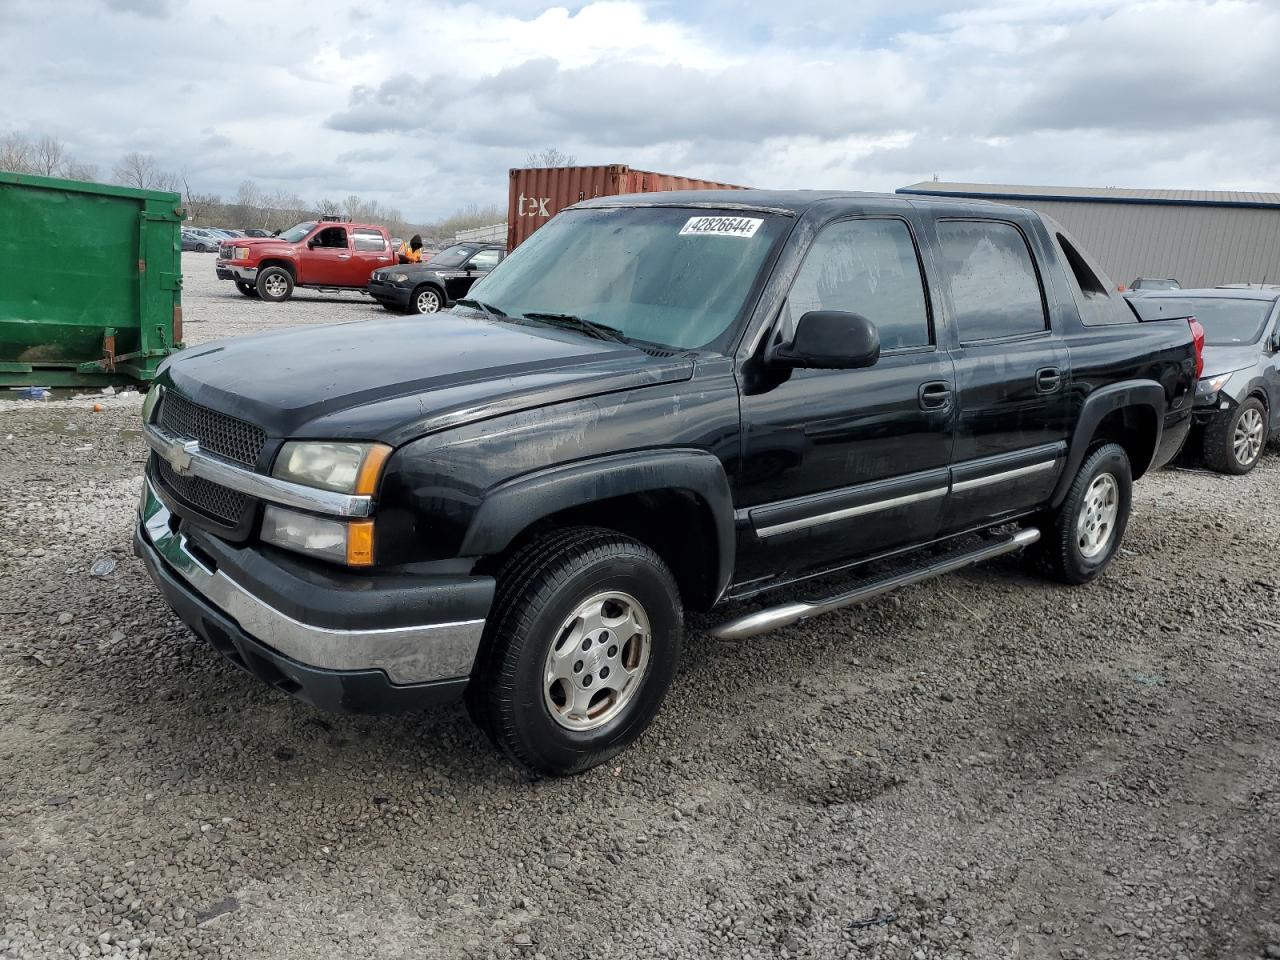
[918,380,953,410]
[337,254,350,260]
[1036,367,1062,393]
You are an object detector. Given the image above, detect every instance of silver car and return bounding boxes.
[1141,288,1280,474]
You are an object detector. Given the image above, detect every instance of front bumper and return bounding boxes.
[367,278,414,308]
[134,479,492,713]
[215,262,258,284]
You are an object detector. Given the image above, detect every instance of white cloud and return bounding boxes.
[0,0,1276,222]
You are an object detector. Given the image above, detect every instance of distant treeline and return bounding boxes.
[0,131,504,243]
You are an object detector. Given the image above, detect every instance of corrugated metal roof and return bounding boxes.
[898,181,1280,209]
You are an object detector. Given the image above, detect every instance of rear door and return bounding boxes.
[928,217,1071,533]
[735,215,955,584]
[300,225,352,286]
[352,228,395,285]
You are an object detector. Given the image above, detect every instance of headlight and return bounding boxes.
[272,441,392,495]
[1196,371,1239,402]
[261,505,375,566]
[141,385,162,423]
[234,247,249,260]
[391,273,409,283]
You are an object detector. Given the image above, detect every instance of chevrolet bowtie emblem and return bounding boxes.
[166,439,200,475]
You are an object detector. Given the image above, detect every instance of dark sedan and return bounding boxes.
[367,242,504,314]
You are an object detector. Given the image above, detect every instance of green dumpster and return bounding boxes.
[0,171,184,387]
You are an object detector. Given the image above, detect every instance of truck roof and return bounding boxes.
[573,188,1025,218]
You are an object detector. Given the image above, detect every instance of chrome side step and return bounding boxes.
[710,527,1041,640]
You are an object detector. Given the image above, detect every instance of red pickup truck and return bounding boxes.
[215,218,397,302]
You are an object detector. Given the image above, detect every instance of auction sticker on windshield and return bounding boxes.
[679,216,763,238]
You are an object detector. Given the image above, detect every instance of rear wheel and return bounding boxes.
[256,266,294,303]
[412,285,443,314]
[466,527,683,777]
[1041,442,1132,584]
[235,281,259,298]
[1203,397,1267,475]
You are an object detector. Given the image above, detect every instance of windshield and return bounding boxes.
[466,206,786,350]
[1182,297,1275,345]
[428,244,478,268]
[279,222,317,243]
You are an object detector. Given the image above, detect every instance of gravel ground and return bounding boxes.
[3,254,1280,960]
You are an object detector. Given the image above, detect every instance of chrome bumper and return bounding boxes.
[137,479,484,684]
[216,262,258,282]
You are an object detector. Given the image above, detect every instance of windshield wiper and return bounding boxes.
[455,298,507,321]
[521,311,628,344]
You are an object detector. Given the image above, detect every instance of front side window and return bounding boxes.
[785,218,931,350]
[312,226,348,249]
[468,206,787,351]
[468,249,501,270]
[937,219,1047,342]
[353,228,386,252]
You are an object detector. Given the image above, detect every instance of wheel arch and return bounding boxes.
[412,282,447,308]
[257,258,296,280]
[461,449,736,610]
[1051,381,1165,507]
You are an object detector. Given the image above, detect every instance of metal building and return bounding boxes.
[897,181,1280,289]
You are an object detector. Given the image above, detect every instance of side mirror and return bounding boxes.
[306,238,317,249]
[771,311,881,370]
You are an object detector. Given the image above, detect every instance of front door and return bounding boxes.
[447,248,502,302]
[928,217,1072,533]
[301,225,353,286]
[735,215,956,587]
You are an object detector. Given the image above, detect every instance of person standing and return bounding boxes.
[399,234,424,264]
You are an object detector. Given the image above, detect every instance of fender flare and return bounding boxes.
[1050,380,1166,507]
[459,448,736,602]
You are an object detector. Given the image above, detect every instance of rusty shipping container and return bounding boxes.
[507,164,745,250]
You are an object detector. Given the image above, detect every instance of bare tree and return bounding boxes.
[63,159,99,182]
[524,147,576,168]
[113,151,178,191]
[32,135,67,176]
[316,197,341,217]
[181,174,220,223]
[0,133,34,173]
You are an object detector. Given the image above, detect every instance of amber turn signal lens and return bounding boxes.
[346,521,375,566]
[355,444,392,496]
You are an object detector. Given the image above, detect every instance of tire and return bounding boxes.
[1202,397,1268,475]
[1041,442,1132,585]
[466,527,683,777]
[411,285,443,314]
[256,266,294,303]
[235,281,259,299]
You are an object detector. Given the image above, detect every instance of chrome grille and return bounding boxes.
[157,392,266,467]
[157,459,250,525]
[219,244,235,259]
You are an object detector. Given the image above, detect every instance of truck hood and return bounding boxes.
[159,313,694,444]
[1200,343,1260,380]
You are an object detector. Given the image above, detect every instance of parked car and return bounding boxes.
[181,229,218,253]
[214,218,397,301]
[1130,277,1181,291]
[367,242,504,314]
[135,190,1198,776]
[1135,288,1279,473]
[242,228,271,238]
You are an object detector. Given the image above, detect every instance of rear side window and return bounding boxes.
[936,220,1047,342]
[354,228,387,252]
[786,218,931,350]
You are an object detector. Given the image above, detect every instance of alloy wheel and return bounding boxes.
[1234,407,1265,467]
[542,591,651,732]
[1077,472,1119,559]
[416,289,441,313]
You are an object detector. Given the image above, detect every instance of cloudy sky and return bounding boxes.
[2,0,1277,221]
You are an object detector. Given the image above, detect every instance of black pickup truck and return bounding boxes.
[135,190,1200,776]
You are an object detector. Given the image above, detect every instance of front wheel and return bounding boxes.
[411,285,443,314]
[466,527,683,777]
[1041,442,1132,585]
[1203,397,1267,475]
[256,266,294,302]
